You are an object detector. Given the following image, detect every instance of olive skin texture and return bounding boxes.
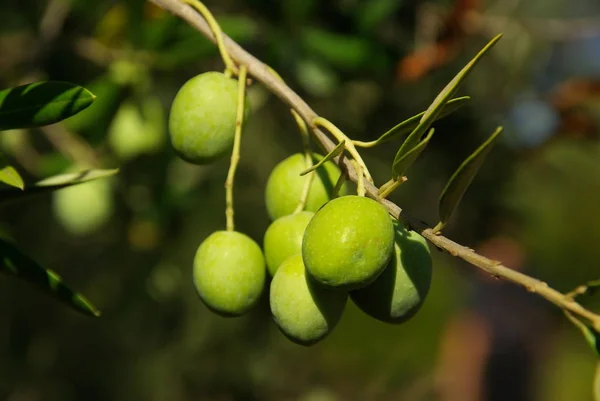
[263,211,314,276]
[302,195,395,290]
[193,230,266,317]
[350,223,432,323]
[169,72,244,164]
[269,254,347,346]
[265,153,348,220]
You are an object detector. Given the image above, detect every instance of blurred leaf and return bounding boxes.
[155,16,259,69]
[0,169,118,205]
[300,27,371,70]
[391,128,435,180]
[296,58,339,97]
[436,127,502,231]
[0,238,100,317]
[64,75,123,135]
[392,34,502,179]
[0,81,96,130]
[358,97,469,147]
[357,0,402,32]
[300,141,345,176]
[565,311,600,357]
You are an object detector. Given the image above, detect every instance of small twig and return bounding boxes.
[224,65,248,231]
[148,0,600,332]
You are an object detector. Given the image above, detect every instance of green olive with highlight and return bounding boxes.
[350,223,432,323]
[269,254,347,346]
[169,71,248,164]
[193,230,265,317]
[302,195,395,290]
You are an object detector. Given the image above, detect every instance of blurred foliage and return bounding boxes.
[0,0,600,400]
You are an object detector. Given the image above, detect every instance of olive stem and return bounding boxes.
[352,139,379,148]
[312,116,373,184]
[225,64,248,231]
[181,0,238,75]
[355,161,365,197]
[332,169,347,198]
[149,0,600,333]
[265,66,315,214]
[378,177,407,198]
[292,109,315,214]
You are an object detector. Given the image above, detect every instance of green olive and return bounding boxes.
[263,211,314,276]
[169,72,246,164]
[302,195,394,290]
[265,153,348,220]
[53,178,113,236]
[193,230,265,316]
[270,254,347,346]
[350,223,432,323]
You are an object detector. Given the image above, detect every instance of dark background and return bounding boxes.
[0,0,599,400]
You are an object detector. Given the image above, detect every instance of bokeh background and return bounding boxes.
[0,0,600,400]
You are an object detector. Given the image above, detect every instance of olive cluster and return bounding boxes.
[169,72,433,346]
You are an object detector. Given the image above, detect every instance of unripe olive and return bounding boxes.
[53,178,113,236]
[169,72,246,164]
[270,254,347,346]
[350,223,432,323]
[193,230,265,317]
[263,211,314,276]
[302,195,394,290]
[265,153,349,220]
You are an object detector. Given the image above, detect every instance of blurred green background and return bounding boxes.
[1,0,600,400]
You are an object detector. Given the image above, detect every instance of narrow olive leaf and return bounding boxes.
[564,311,600,357]
[299,140,345,176]
[390,128,435,179]
[0,166,24,190]
[0,169,118,205]
[436,127,502,232]
[356,96,470,148]
[392,34,502,179]
[0,81,96,131]
[0,238,100,317]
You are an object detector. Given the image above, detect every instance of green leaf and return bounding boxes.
[0,154,24,189]
[0,237,100,316]
[300,141,345,176]
[564,311,600,357]
[390,128,435,181]
[436,127,502,231]
[0,81,96,130]
[357,96,469,148]
[392,34,502,179]
[0,168,118,205]
[0,165,24,190]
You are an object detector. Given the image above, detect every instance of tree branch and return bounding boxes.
[147,0,600,331]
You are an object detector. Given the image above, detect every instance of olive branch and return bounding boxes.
[147,0,600,344]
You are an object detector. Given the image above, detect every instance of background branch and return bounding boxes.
[147,0,600,331]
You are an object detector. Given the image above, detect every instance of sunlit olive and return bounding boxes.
[169,71,247,164]
[302,195,394,290]
[193,230,265,316]
[350,223,432,323]
[270,254,347,346]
